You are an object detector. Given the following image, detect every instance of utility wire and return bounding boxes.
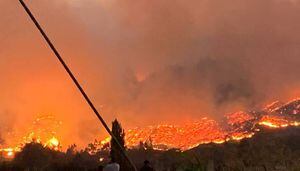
[18,1,137,170]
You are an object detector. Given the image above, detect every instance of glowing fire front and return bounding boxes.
[2,98,300,157]
[0,137,61,158]
[99,98,300,151]
[0,115,62,158]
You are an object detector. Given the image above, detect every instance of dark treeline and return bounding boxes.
[1,123,300,171]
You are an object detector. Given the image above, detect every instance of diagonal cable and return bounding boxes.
[18,0,137,170]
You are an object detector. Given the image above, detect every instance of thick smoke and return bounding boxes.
[1,0,300,147]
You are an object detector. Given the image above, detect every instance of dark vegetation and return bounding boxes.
[0,124,300,171]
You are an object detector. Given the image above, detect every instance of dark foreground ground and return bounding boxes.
[0,127,300,171]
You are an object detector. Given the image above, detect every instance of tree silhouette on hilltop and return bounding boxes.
[110,119,134,171]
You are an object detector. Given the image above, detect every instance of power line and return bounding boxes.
[18,1,137,170]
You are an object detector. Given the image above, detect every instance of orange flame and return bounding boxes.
[2,98,300,158]
[0,115,62,158]
[98,98,300,151]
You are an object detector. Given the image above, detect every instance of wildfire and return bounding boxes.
[259,116,288,128]
[45,137,60,150]
[2,98,300,157]
[103,98,300,151]
[0,115,62,158]
[0,147,19,158]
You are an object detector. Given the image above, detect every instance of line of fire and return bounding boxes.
[2,0,300,170]
[1,98,300,161]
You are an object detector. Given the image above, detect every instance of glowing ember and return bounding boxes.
[0,148,19,158]
[7,151,14,157]
[45,137,60,150]
[226,111,254,125]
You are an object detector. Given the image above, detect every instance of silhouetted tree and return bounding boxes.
[110,119,134,171]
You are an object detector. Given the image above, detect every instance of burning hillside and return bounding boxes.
[1,98,300,158]
[115,98,300,151]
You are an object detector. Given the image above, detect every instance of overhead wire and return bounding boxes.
[18,0,137,170]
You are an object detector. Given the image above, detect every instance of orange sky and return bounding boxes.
[1,0,300,148]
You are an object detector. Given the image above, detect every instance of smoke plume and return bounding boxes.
[1,0,300,147]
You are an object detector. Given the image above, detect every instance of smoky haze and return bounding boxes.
[1,0,300,147]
